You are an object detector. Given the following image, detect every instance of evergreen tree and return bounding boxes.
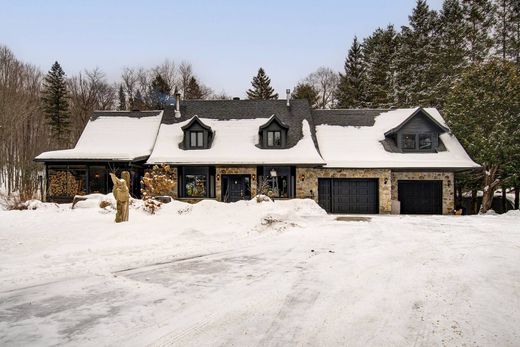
[444,59,520,213]
[336,36,366,108]
[362,25,398,107]
[118,84,126,111]
[246,68,278,100]
[149,74,171,108]
[434,0,468,108]
[292,82,319,108]
[41,61,71,147]
[184,76,203,99]
[393,0,439,107]
[462,0,495,63]
[132,89,145,110]
[494,0,520,62]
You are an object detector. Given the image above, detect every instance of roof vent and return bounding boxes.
[233,97,240,100]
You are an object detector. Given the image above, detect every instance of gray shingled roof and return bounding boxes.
[162,99,318,149]
[312,109,388,127]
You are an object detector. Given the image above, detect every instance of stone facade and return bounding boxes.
[391,171,454,214]
[295,167,393,213]
[215,166,257,201]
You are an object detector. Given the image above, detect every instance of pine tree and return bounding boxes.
[362,25,398,108]
[434,0,468,108]
[494,0,520,62]
[336,36,366,108]
[462,0,495,63]
[149,74,171,108]
[118,84,126,111]
[246,68,278,100]
[41,61,70,147]
[185,76,203,99]
[393,0,439,107]
[292,82,319,108]
[444,59,520,213]
[132,89,145,110]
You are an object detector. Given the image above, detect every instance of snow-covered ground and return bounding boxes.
[1,198,519,346]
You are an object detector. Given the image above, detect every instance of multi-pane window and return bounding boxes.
[190,131,204,148]
[267,131,281,147]
[401,134,416,150]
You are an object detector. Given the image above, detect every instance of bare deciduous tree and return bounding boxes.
[68,68,115,140]
[303,67,340,109]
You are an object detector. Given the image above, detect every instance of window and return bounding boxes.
[419,134,433,150]
[89,166,107,194]
[190,131,204,148]
[258,167,292,198]
[267,131,281,147]
[181,166,214,198]
[185,174,207,197]
[402,134,416,150]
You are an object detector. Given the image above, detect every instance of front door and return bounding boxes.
[222,175,251,202]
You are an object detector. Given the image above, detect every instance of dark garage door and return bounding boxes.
[318,178,379,214]
[398,180,443,214]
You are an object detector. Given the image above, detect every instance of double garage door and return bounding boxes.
[318,178,379,214]
[318,178,443,214]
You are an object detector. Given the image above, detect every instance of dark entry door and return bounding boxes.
[222,175,251,202]
[318,178,379,214]
[398,180,443,214]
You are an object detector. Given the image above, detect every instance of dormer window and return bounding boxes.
[400,133,435,151]
[258,115,289,149]
[384,108,449,153]
[181,116,213,150]
[419,134,433,150]
[402,134,416,150]
[190,131,204,148]
[267,131,282,147]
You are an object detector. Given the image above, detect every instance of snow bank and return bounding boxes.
[503,209,520,217]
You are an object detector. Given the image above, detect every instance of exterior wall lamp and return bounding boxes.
[252,174,256,180]
[216,174,220,182]
[384,177,388,185]
[300,174,305,181]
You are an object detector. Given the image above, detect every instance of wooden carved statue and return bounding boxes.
[110,173,130,223]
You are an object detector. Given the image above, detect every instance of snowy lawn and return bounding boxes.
[0,198,519,346]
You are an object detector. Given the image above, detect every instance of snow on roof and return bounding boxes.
[315,108,480,169]
[35,112,163,161]
[147,116,324,165]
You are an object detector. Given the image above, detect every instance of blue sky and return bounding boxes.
[0,0,442,97]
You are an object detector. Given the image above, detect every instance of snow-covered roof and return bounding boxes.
[315,108,480,169]
[147,116,325,165]
[35,111,163,162]
[33,102,480,170]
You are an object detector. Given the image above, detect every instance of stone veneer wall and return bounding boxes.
[391,171,454,214]
[215,166,258,201]
[295,168,393,213]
